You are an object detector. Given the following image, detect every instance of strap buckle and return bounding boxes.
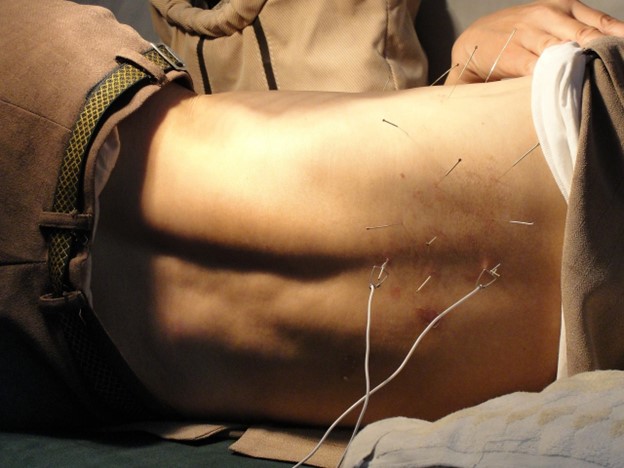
[150,43,186,71]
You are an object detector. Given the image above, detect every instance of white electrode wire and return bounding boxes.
[337,284,375,467]
[293,281,489,468]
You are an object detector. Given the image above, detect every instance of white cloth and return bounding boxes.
[95,128,121,199]
[531,42,587,379]
[531,41,587,202]
[342,370,624,467]
[84,128,121,304]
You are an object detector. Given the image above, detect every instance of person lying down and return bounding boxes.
[91,74,566,426]
[1,0,624,437]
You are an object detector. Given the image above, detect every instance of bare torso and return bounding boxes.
[92,78,566,425]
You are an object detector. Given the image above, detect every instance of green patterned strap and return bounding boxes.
[41,44,185,422]
[48,44,184,297]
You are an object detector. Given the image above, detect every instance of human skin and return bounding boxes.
[448,0,624,84]
[91,76,566,426]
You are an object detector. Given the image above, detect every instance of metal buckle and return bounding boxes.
[150,43,186,71]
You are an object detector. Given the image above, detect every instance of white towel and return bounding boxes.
[531,41,587,202]
[343,371,624,467]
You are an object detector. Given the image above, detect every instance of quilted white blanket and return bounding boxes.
[342,370,624,467]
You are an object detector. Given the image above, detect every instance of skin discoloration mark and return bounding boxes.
[415,307,441,327]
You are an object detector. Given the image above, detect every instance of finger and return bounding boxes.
[538,6,606,45]
[515,26,565,56]
[448,43,538,84]
[571,1,624,37]
[445,61,481,85]
[485,43,539,81]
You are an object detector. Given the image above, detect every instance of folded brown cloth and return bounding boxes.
[562,36,624,375]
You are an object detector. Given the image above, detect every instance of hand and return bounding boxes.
[446,0,624,84]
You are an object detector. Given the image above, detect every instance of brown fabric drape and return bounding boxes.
[562,37,624,375]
